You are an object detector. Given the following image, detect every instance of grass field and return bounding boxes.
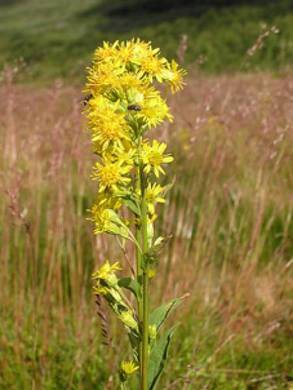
[0,67,292,388]
[0,0,292,81]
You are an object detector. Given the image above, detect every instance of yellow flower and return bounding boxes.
[87,97,131,150]
[124,39,167,80]
[126,86,172,128]
[93,40,119,63]
[142,140,173,177]
[129,39,154,63]
[139,92,172,128]
[121,360,139,375]
[116,40,136,65]
[86,62,124,95]
[117,39,158,68]
[139,54,167,82]
[91,116,128,150]
[92,261,121,293]
[90,205,113,234]
[89,194,122,234]
[92,158,132,193]
[162,60,186,93]
[92,260,121,281]
[112,72,146,93]
[112,146,136,166]
[95,192,122,209]
[145,183,166,214]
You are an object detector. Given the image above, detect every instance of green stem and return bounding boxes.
[136,134,149,389]
[136,137,143,377]
[140,166,149,390]
[136,227,143,373]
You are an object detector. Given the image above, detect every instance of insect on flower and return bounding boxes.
[82,93,93,107]
[127,104,142,111]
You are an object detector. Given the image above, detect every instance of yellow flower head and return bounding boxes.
[92,158,132,193]
[92,261,121,293]
[89,194,122,234]
[162,59,186,93]
[142,140,173,177]
[121,360,139,376]
[87,97,131,151]
[92,260,121,281]
[86,62,124,95]
[115,72,145,91]
[139,54,167,82]
[90,205,113,234]
[129,39,156,63]
[93,40,119,63]
[108,147,136,171]
[138,89,172,128]
[117,40,137,65]
[145,183,166,215]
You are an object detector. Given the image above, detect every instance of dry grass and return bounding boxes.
[0,68,292,388]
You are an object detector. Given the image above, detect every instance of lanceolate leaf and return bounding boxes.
[148,327,176,390]
[106,209,130,239]
[106,210,141,249]
[122,196,141,216]
[150,298,181,331]
[107,209,128,228]
[114,191,141,216]
[107,223,129,240]
[118,277,141,298]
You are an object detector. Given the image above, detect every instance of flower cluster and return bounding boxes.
[85,39,186,389]
[85,39,185,232]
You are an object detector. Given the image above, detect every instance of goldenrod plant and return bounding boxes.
[84,39,186,389]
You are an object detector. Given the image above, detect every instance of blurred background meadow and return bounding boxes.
[0,0,292,389]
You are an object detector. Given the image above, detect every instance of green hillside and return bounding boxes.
[0,0,292,81]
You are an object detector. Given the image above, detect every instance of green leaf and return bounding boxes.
[114,192,141,216]
[148,327,176,390]
[107,209,142,251]
[107,209,127,227]
[118,277,141,298]
[107,223,129,239]
[150,298,181,331]
[103,209,130,239]
[122,197,141,216]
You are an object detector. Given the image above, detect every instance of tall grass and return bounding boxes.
[0,68,292,388]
